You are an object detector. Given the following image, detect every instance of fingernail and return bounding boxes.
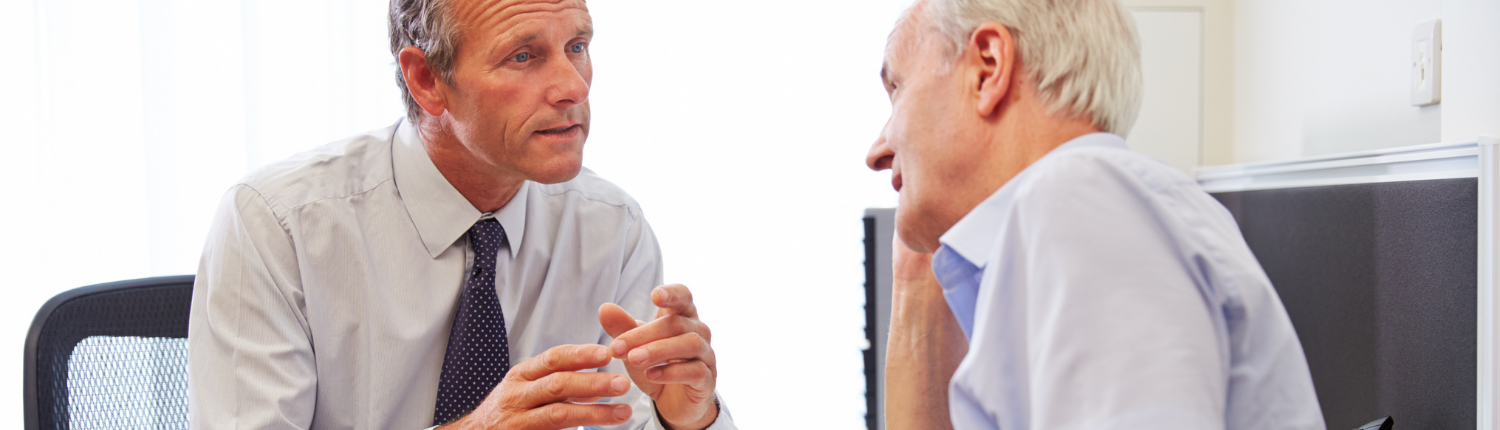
[594,346,609,362]
[611,375,629,393]
[610,339,627,357]
[613,404,632,421]
[646,367,663,380]
[629,348,649,365]
[657,289,671,303]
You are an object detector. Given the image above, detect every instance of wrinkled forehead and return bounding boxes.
[884,3,936,72]
[452,0,591,39]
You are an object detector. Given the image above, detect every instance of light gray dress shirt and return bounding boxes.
[931,133,1324,430]
[188,119,734,430]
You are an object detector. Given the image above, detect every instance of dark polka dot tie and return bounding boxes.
[434,218,511,425]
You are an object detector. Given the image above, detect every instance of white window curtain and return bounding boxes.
[1,0,905,427]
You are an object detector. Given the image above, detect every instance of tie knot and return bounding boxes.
[470,218,506,270]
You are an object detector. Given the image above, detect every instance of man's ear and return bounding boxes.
[398,46,449,118]
[968,23,1015,117]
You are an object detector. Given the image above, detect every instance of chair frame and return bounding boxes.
[23,275,196,430]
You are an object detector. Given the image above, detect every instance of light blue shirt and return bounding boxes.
[932,133,1325,430]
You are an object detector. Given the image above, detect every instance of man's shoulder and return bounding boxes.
[1006,142,1204,219]
[235,123,400,216]
[1007,140,1233,241]
[531,168,644,220]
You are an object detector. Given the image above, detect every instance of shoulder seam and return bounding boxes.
[228,183,295,245]
[241,178,397,219]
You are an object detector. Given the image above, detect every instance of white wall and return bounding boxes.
[586,1,905,427]
[1232,0,1443,163]
[1128,9,1205,173]
[1231,0,1500,164]
[1439,0,1500,143]
[1123,0,1235,167]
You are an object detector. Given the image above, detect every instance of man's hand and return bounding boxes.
[893,232,937,285]
[438,344,634,430]
[885,233,965,430]
[598,284,719,430]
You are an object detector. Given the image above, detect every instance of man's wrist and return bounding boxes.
[656,396,720,430]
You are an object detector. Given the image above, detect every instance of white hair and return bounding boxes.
[917,0,1143,137]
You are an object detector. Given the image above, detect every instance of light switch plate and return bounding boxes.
[1411,19,1441,106]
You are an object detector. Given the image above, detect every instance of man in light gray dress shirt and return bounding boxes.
[864,0,1323,429]
[188,1,734,429]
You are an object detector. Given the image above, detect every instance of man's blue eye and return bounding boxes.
[514,52,530,62]
[571,43,584,53]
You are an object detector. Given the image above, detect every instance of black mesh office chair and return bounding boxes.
[24,275,195,430]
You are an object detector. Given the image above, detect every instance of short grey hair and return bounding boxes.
[389,0,462,123]
[919,0,1143,137]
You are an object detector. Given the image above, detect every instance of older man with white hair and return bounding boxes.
[866,0,1325,429]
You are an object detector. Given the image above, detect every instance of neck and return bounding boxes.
[980,92,1102,199]
[418,117,526,213]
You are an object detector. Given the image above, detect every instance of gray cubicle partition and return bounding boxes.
[1199,138,1500,430]
[1213,179,1477,429]
[863,208,895,430]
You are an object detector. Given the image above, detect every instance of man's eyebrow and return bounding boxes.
[880,63,891,86]
[576,21,594,38]
[484,32,537,62]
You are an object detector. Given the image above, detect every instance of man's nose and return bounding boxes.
[867,128,894,172]
[546,58,590,107]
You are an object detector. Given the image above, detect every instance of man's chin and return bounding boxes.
[526,162,585,185]
[894,204,944,254]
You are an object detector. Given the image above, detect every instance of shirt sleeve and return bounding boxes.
[188,185,317,430]
[1013,154,1227,430]
[606,213,738,430]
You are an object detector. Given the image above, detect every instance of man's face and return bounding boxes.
[867,16,990,253]
[442,0,593,184]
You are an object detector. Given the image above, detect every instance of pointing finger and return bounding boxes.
[598,303,640,339]
[609,315,710,360]
[625,332,713,368]
[651,284,697,318]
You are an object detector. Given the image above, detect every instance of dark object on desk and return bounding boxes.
[24,275,195,430]
[1214,178,1476,429]
[1356,416,1395,430]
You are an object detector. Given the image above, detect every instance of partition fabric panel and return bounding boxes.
[1213,179,1477,429]
[1198,136,1500,430]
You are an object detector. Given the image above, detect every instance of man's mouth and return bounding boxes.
[892,171,903,192]
[537,124,581,135]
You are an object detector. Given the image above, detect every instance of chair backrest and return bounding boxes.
[24,275,196,430]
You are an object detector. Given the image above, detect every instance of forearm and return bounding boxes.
[884,274,967,430]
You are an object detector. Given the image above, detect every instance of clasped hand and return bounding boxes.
[439,284,718,430]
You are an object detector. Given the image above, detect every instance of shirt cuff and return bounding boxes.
[650,392,737,430]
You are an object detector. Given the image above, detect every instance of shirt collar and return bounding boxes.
[492,180,528,256]
[393,119,529,259]
[938,132,1128,266]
